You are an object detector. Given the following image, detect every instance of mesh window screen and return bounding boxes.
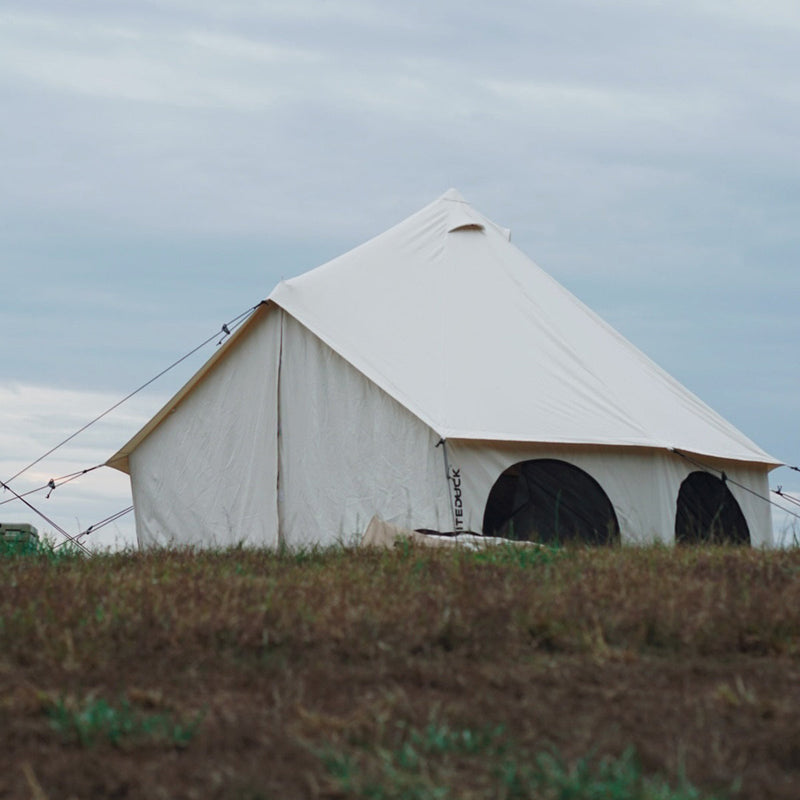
[675,471,750,545]
[482,459,620,545]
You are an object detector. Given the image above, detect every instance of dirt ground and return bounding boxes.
[2,545,800,798]
[2,651,800,799]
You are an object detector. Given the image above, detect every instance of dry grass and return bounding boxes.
[1,542,800,798]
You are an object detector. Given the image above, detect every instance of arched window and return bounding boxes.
[675,471,750,545]
[482,459,620,545]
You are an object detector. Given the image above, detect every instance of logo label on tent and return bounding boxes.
[450,467,464,531]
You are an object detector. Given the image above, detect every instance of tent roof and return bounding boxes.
[108,189,779,472]
[268,189,777,466]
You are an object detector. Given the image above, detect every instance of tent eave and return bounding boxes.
[438,430,781,469]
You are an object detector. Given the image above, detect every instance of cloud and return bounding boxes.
[2,1,798,244]
[0,14,289,109]
[691,0,800,31]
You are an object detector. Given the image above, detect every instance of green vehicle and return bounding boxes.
[0,522,39,545]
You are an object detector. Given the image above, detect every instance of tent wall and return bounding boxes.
[277,312,452,546]
[129,311,282,548]
[448,441,773,546]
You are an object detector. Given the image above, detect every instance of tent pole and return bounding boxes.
[437,438,458,531]
[275,309,285,550]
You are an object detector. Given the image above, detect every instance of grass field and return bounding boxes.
[1,539,799,799]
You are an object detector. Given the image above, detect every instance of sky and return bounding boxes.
[2,0,799,549]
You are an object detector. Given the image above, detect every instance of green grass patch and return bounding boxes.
[319,721,724,800]
[47,695,203,748]
[461,541,566,568]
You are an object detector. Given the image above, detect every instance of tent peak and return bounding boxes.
[439,189,511,240]
[441,188,468,203]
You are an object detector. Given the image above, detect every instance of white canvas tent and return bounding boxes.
[108,190,780,548]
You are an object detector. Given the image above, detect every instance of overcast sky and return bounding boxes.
[2,1,799,549]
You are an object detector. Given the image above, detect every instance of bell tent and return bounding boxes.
[108,190,779,548]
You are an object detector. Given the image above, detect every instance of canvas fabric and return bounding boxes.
[277,311,452,546]
[128,310,282,547]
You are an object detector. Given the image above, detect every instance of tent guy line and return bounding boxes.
[671,449,800,524]
[0,478,91,555]
[2,304,260,490]
[773,489,800,510]
[0,465,103,508]
[0,305,258,551]
[54,505,135,551]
